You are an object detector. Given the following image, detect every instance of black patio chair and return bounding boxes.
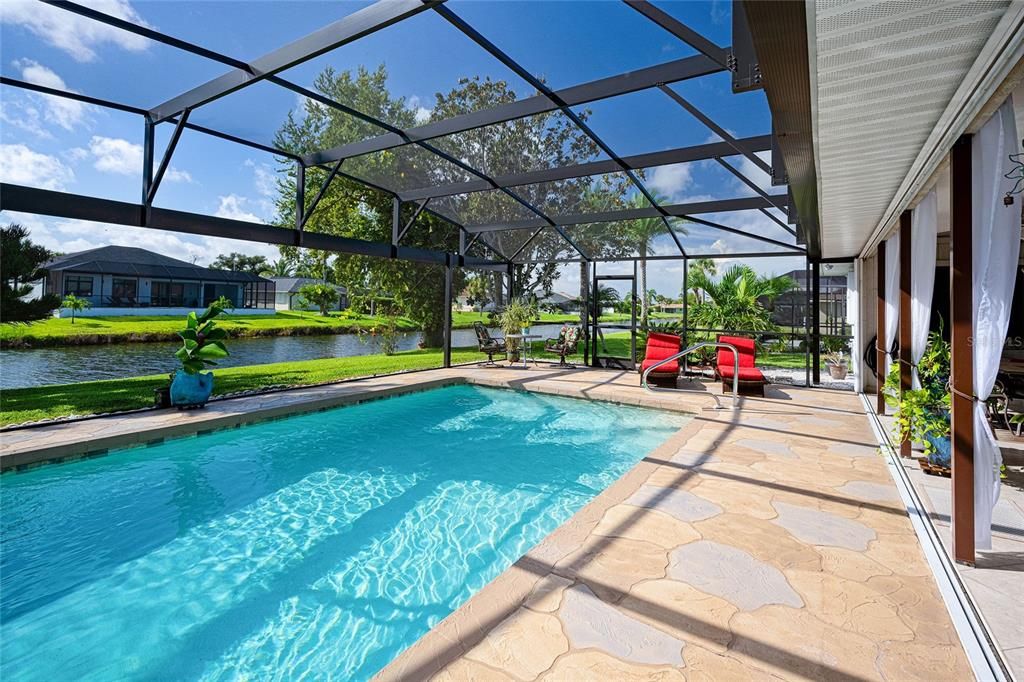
[544,325,582,368]
[474,321,506,366]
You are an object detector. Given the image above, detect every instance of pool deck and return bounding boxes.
[0,366,975,680]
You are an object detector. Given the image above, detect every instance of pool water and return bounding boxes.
[0,385,688,681]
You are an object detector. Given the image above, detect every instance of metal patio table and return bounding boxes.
[505,334,542,369]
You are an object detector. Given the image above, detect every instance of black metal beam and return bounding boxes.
[759,207,797,237]
[517,251,804,264]
[147,109,190,205]
[400,135,773,201]
[433,3,684,257]
[680,214,804,253]
[397,198,430,243]
[0,183,505,268]
[0,75,146,115]
[658,84,773,176]
[150,0,442,122]
[715,157,786,211]
[301,54,724,166]
[623,0,729,68]
[466,195,787,232]
[299,159,344,230]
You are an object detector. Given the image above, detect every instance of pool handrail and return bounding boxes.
[641,341,739,410]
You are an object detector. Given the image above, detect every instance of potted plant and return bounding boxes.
[825,352,849,380]
[169,303,229,408]
[884,330,951,468]
[497,297,535,363]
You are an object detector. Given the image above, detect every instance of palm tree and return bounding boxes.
[261,258,295,278]
[625,192,682,330]
[688,264,795,333]
[687,258,717,303]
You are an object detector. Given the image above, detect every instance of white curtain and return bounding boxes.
[970,97,1020,550]
[883,232,900,378]
[910,190,938,387]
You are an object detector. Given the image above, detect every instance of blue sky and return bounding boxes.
[0,0,801,292]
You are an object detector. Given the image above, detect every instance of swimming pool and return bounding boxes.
[0,384,689,681]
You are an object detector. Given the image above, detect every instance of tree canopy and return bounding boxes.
[270,64,636,344]
[1,224,60,323]
[209,252,270,275]
[688,264,795,333]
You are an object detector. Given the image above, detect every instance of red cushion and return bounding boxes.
[642,358,679,374]
[644,332,681,361]
[718,365,766,382]
[716,335,757,369]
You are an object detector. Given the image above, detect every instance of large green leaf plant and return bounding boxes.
[175,304,230,374]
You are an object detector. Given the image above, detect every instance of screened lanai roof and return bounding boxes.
[0,0,815,267]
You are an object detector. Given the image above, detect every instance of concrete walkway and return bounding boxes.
[1,366,974,680]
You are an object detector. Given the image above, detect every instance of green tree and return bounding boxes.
[688,264,795,333]
[260,257,295,278]
[464,274,492,316]
[686,258,717,303]
[209,252,269,275]
[0,224,60,323]
[61,294,91,324]
[297,283,339,316]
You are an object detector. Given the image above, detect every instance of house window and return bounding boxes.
[63,275,93,297]
[111,278,137,304]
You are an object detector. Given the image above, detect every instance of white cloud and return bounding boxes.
[87,136,189,182]
[408,96,432,124]
[64,147,89,162]
[164,168,193,183]
[0,0,151,62]
[0,98,50,138]
[13,60,90,130]
[647,163,693,201]
[88,136,141,175]
[215,195,262,223]
[0,143,74,190]
[245,158,277,197]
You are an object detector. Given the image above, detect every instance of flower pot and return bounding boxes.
[828,363,849,380]
[170,370,214,408]
[507,349,520,363]
[924,432,951,468]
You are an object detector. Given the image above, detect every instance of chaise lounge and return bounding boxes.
[716,335,768,396]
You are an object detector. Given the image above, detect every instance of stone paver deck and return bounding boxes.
[1,366,974,680]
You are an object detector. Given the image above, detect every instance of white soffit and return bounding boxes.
[813,0,1010,258]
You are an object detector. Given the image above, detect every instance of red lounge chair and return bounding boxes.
[641,332,681,386]
[716,335,768,396]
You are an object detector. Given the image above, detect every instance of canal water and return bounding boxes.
[0,324,571,389]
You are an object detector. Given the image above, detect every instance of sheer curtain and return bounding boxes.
[883,232,900,378]
[970,97,1020,550]
[910,190,938,387]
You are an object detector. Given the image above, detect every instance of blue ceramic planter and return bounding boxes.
[924,432,951,468]
[170,370,213,407]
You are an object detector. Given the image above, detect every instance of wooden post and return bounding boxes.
[899,210,913,458]
[950,134,975,565]
[876,240,886,414]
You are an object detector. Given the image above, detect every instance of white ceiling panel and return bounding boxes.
[813,0,1009,257]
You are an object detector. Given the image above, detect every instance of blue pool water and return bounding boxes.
[0,385,688,681]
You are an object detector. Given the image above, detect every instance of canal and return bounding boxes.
[0,324,570,389]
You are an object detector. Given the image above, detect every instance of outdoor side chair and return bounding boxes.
[473,321,506,366]
[544,325,582,368]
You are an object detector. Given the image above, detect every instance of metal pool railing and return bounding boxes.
[641,341,739,410]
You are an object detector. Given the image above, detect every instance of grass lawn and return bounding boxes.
[0,347,482,426]
[0,310,660,348]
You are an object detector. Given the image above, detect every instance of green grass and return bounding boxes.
[0,310,660,348]
[0,347,482,426]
